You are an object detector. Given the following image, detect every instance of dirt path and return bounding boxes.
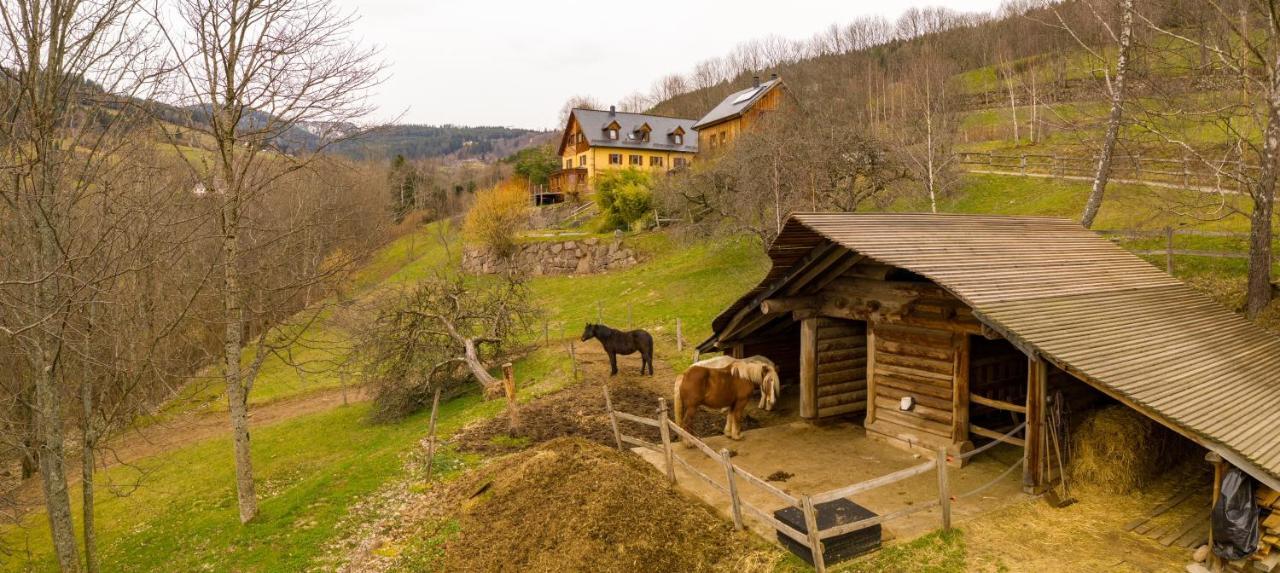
[2,386,368,520]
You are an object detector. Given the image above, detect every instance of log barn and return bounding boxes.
[698,213,1280,497]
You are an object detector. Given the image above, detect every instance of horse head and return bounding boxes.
[580,323,596,341]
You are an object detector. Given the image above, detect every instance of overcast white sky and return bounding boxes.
[339,0,1006,130]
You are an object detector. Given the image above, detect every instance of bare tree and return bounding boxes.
[153,0,382,523]
[1135,0,1278,316]
[360,271,534,422]
[1057,0,1137,229]
[0,1,168,570]
[892,49,960,212]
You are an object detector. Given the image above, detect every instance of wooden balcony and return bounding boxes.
[548,167,589,199]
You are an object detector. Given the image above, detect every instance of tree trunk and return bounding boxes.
[221,197,258,524]
[1246,49,1280,318]
[36,367,79,572]
[81,382,99,573]
[1005,68,1020,145]
[1081,0,1134,229]
[18,385,38,480]
[925,80,938,214]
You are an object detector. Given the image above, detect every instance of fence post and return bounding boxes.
[425,387,442,480]
[568,341,579,380]
[603,385,622,450]
[675,318,683,352]
[802,495,827,573]
[720,448,743,530]
[1019,154,1027,175]
[936,447,952,531]
[502,363,520,431]
[658,399,676,484]
[1165,226,1175,275]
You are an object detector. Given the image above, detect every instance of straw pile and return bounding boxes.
[1069,405,1182,494]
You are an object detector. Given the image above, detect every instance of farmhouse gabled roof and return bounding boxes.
[693,77,783,131]
[560,109,698,155]
[701,212,1280,488]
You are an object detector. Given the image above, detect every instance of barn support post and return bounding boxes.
[802,495,827,573]
[720,448,743,530]
[864,325,878,425]
[799,317,819,419]
[658,399,676,484]
[951,334,971,446]
[1023,355,1047,492]
[603,385,622,451]
[1206,451,1226,570]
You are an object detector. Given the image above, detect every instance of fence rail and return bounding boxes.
[603,388,1027,573]
[958,151,1259,194]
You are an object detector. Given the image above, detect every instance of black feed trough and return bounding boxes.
[774,498,881,566]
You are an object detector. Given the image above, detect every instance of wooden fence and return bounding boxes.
[603,387,1027,573]
[957,151,1259,193]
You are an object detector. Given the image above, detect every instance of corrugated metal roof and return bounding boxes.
[566,109,699,154]
[704,212,1280,484]
[693,78,783,130]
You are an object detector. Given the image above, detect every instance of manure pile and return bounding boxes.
[452,381,735,453]
[438,437,776,573]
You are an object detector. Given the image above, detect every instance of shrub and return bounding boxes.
[594,168,653,231]
[463,179,531,257]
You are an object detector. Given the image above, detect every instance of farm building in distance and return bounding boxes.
[695,213,1280,535]
[693,74,787,154]
[549,107,698,197]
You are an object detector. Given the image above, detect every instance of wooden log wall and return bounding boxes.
[814,317,868,418]
[866,322,959,450]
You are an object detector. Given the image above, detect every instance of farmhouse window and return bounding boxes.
[629,154,642,166]
[579,155,587,167]
[609,153,622,165]
[564,159,572,169]
[650,156,663,167]
[608,128,618,140]
[673,157,687,169]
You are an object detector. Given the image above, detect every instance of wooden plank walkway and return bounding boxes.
[1125,486,1212,550]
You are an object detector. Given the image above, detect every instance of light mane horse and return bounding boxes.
[689,355,780,410]
[670,355,781,442]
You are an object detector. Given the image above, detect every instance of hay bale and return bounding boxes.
[1069,405,1180,494]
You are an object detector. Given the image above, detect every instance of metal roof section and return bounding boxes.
[569,108,699,154]
[702,212,1280,486]
[693,78,783,131]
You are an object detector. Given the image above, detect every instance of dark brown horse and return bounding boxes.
[673,365,756,442]
[581,323,654,375]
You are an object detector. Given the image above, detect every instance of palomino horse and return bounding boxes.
[673,365,758,442]
[692,355,780,410]
[581,323,654,375]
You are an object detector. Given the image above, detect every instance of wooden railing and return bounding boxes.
[603,387,1027,573]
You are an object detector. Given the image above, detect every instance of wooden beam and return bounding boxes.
[800,317,818,419]
[970,393,1028,414]
[952,334,970,443]
[760,295,821,315]
[1023,355,1047,492]
[970,424,1026,447]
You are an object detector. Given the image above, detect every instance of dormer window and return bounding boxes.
[603,120,621,141]
[608,129,618,140]
[669,126,686,146]
[673,134,683,145]
[635,123,652,143]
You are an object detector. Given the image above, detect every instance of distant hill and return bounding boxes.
[325,125,554,162]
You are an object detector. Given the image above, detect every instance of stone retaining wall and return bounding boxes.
[462,237,639,275]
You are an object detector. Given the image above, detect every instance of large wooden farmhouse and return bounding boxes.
[693,74,787,154]
[698,213,1280,495]
[550,107,698,196]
